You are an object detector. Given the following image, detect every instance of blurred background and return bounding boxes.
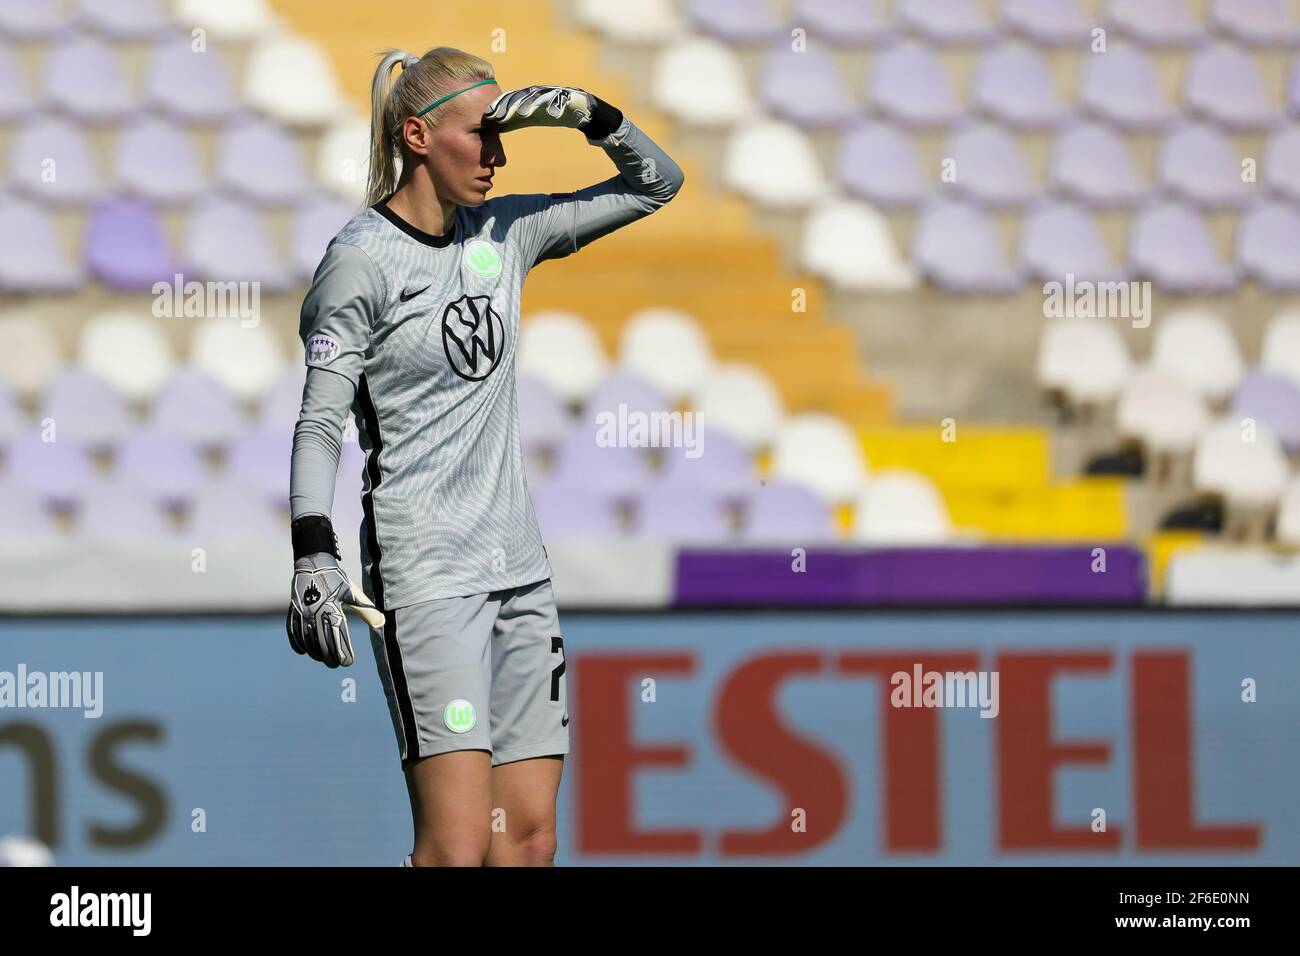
[0,0,1298,866]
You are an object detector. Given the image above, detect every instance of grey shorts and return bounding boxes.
[369,578,569,767]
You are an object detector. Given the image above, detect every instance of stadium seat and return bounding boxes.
[143,33,242,123]
[972,42,1065,129]
[794,0,893,46]
[1231,372,1300,452]
[651,37,751,126]
[182,195,293,290]
[9,117,103,205]
[216,118,311,205]
[114,116,207,204]
[315,114,370,203]
[188,317,286,402]
[631,481,734,543]
[1263,125,1300,203]
[1036,316,1133,405]
[573,0,682,43]
[1150,309,1244,402]
[0,196,84,291]
[580,370,671,423]
[530,478,624,538]
[0,0,69,39]
[868,42,962,127]
[758,43,859,130]
[114,426,206,506]
[1049,121,1147,207]
[519,311,609,404]
[1080,43,1176,129]
[257,368,307,433]
[1276,476,1300,544]
[0,41,32,121]
[0,312,62,399]
[739,479,839,543]
[550,423,654,496]
[0,384,21,445]
[1185,42,1278,129]
[244,35,342,127]
[225,425,293,504]
[1130,201,1237,291]
[84,198,178,291]
[723,119,827,208]
[687,0,786,45]
[1108,0,1204,47]
[1158,123,1254,208]
[944,121,1039,206]
[151,369,245,448]
[1238,204,1300,290]
[659,428,755,497]
[800,198,917,290]
[899,0,995,45]
[913,199,1023,292]
[78,481,177,542]
[771,413,869,503]
[1000,0,1091,46]
[1261,311,1300,388]
[1209,0,1300,47]
[1021,201,1123,282]
[517,373,572,466]
[694,363,786,450]
[79,311,175,402]
[1117,369,1211,454]
[41,32,136,122]
[290,193,356,281]
[851,469,953,543]
[618,308,715,403]
[1193,417,1290,506]
[186,480,289,544]
[836,121,927,208]
[174,0,278,41]
[6,427,94,505]
[39,369,133,449]
[76,0,172,39]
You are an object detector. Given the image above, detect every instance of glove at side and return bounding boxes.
[286,553,385,668]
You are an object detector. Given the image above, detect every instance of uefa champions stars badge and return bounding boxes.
[462,240,502,279]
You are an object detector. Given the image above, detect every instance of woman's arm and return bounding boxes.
[512,109,686,267]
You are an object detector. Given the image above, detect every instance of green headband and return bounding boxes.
[415,78,497,117]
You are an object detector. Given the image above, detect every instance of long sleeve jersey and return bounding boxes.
[290,113,684,610]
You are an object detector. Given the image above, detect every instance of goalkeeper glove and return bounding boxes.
[483,85,624,139]
[286,517,385,669]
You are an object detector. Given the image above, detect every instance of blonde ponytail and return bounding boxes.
[364,46,496,208]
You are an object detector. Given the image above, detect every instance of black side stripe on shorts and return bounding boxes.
[357,374,420,761]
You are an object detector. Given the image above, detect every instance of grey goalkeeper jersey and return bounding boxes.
[290,114,684,609]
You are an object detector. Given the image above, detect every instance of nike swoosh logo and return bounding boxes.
[399,285,430,302]
[562,715,570,727]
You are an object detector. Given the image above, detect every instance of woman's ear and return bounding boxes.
[402,116,432,156]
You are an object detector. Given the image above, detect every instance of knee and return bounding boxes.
[514,825,557,866]
[414,835,489,867]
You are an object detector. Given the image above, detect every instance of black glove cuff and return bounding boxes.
[583,95,624,140]
[292,515,340,561]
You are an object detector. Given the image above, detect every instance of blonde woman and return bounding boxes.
[285,47,683,866]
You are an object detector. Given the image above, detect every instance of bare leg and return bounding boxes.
[484,755,564,866]
[404,749,493,866]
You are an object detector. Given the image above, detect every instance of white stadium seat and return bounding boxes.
[618,308,715,403]
[1150,309,1244,403]
[244,35,342,127]
[1276,476,1300,545]
[518,311,609,404]
[1036,316,1133,405]
[1193,416,1290,506]
[574,0,682,42]
[694,363,785,450]
[771,413,869,503]
[189,318,286,402]
[723,119,827,209]
[174,0,278,41]
[851,469,952,543]
[1260,310,1300,390]
[79,310,175,402]
[800,198,917,291]
[1116,368,1210,453]
[315,113,371,203]
[651,37,752,126]
[0,311,62,399]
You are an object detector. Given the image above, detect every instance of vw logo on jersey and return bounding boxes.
[443,699,476,734]
[441,294,505,381]
[462,239,502,279]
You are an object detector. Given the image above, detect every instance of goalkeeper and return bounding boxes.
[287,46,683,867]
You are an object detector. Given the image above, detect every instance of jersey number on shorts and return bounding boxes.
[550,636,566,702]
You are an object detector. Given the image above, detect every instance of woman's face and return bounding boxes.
[403,82,506,207]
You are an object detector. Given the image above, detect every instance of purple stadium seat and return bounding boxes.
[182,195,292,290]
[76,0,172,39]
[226,425,292,505]
[1238,203,1300,290]
[0,41,33,121]
[739,479,838,543]
[8,116,102,204]
[835,121,926,207]
[1210,0,1300,47]
[972,43,1065,129]
[943,122,1039,206]
[794,0,892,46]
[913,199,1023,292]
[868,41,961,127]
[1185,43,1278,130]
[517,373,572,462]
[0,0,70,40]
[143,33,242,123]
[39,368,132,448]
[258,369,307,433]
[631,481,734,543]
[551,425,654,497]
[0,195,83,291]
[1079,44,1176,129]
[290,193,357,281]
[1020,201,1125,283]
[1000,0,1090,45]
[0,383,22,444]
[759,43,858,129]
[0,482,60,538]
[580,370,671,423]
[1158,123,1253,208]
[1230,373,1300,451]
[530,479,623,538]
[658,427,756,497]
[1265,126,1300,200]
[186,480,286,543]
[77,481,177,541]
[1130,200,1238,291]
[41,32,136,121]
[84,198,177,290]
[114,426,206,505]
[899,0,994,44]
[6,427,94,505]
[151,369,245,447]
[113,116,206,203]
[1108,0,1204,47]
[216,118,311,206]
[1049,121,1146,207]
[687,0,786,44]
